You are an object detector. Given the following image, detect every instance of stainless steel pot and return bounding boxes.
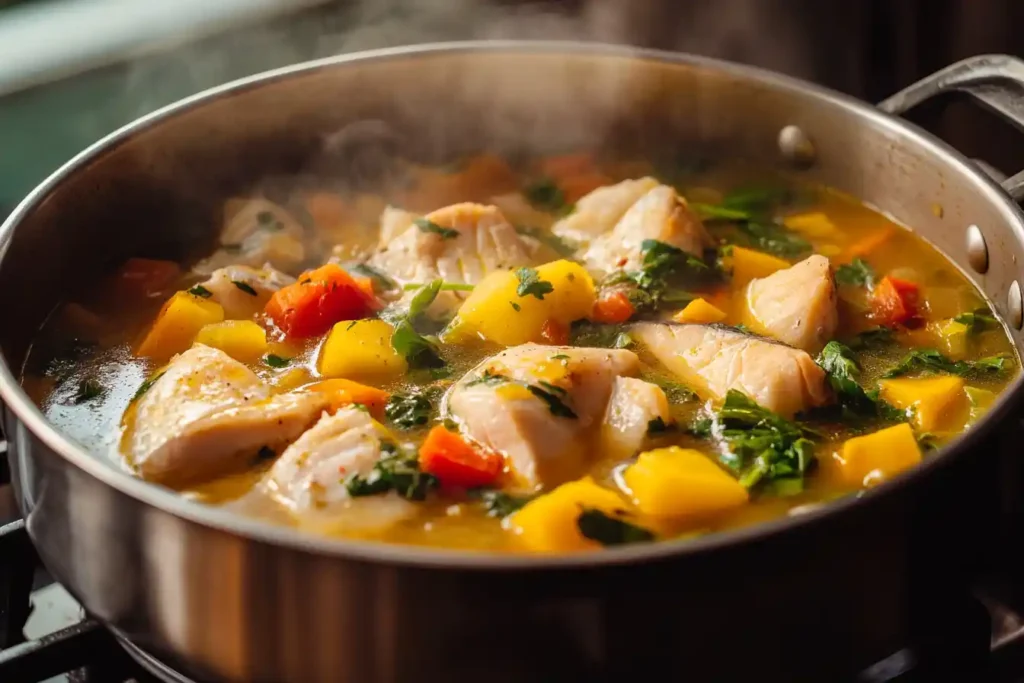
[4,42,1024,683]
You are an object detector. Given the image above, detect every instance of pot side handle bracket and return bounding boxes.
[878,54,1024,201]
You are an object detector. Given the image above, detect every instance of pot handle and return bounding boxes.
[877,54,1024,201]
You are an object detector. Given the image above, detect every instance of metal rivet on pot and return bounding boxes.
[965,224,989,273]
[778,125,816,168]
[1008,280,1023,330]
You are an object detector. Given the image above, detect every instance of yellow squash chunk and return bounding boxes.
[136,291,224,360]
[194,320,267,363]
[271,366,314,392]
[318,319,407,380]
[839,423,922,486]
[783,212,841,239]
[928,318,969,357]
[444,259,596,346]
[725,246,790,287]
[673,298,727,325]
[878,375,966,432]
[511,477,630,553]
[623,447,748,519]
[965,386,996,425]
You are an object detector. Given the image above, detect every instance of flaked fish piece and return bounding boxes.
[127,344,326,487]
[263,407,416,531]
[552,176,659,245]
[632,322,830,418]
[368,202,540,317]
[582,184,713,274]
[743,254,838,352]
[600,377,671,460]
[445,343,640,489]
[194,199,306,276]
[198,264,295,319]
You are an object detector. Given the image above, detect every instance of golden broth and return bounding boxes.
[20,154,1020,553]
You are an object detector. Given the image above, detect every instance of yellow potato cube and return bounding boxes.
[878,375,966,432]
[194,320,267,363]
[783,212,841,239]
[928,319,969,357]
[444,260,595,346]
[319,319,408,379]
[511,477,630,553]
[136,291,224,361]
[673,298,727,325]
[725,246,791,286]
[623,447,748,519]
[839,422,922,486]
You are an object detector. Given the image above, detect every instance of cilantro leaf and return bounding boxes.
[473,489,536,518]
[187,284,213,298]
[526,384,577,418]
[883,349,1013,378]
[231,280,258,296]
[264,354,291,368]
[816,341,904,420]
[345,443,437,501]
[415,218,459,239]
[954,307,998,335]
[515,267,555,300]
[385,391,432,429]
[835,258,876,288]
[523,177,571,214]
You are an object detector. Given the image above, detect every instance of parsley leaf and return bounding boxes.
[954,307,998,335]
[846,327,893,350]
[523,177,571,214]
[231,280,258,296]
[187,284,213,298]
[526,384,577,418]
[733,221,811,259]
[692,390,816,494]
[835,258,876,288]
[390,280,445,368]
[473,489,536,518]
[345,443,437,501]
[385,391,433,429]
[613,332,633,349]
[414,218,459,239]
[264,354,291,368]
[576,508,656,546]
[515,267,555,300]
[816,341,904,420]
[883,349,1013,378]
[131,371,165,402]
[466,369,509,387]
[604,239,710,311]
[348,263,400,295]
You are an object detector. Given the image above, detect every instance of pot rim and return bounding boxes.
[2,39,1023,570]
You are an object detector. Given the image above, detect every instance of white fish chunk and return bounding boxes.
[198,264,295,319]
[369,202,540,317]
[601,377,671,460]
[744,254,838,352]
[633,323,830,417]
[552,176,659,244]
[582,184,712,274]
[445,343,640,489]
[127,344,326,487]
[194,199,306,276]
[263,407,416,531]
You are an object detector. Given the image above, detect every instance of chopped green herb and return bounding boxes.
[473,489,536,518]
[816,341,904,421]
[569,321,628,348]
[605,239,710,311]
[390,280,445,368]
[345,444,437,501]
[732,323,752,334]
[835,258,876,288]
[514,225,577,257]
[510,301,521,312]
[692,203,751,222]
[264,354,291,368]
[576,508,656,546]
[721,186,801,214]
[187,284,213,299]
[883,349,1013,378]
[523,177,570,214]
[256,445,276,461]
[917,433,939,452]
[385,391,432,429]
[551,354,569,360]
[846,327,894,350]
[648,376,697,403]
[732,221,811,259]
[646,416,672,435]
[526,383,577,419]
[231,280,258,296]
[74,378,104,404]
[349,263,400,294]
[132,372,165,402]
[515,267,555,300]
[692,390,817,493]
[346,321,358,330]
[414,217,459,239]
[256,210,281,230]
[466,369,509,387]
[954,307,998,335]
[613,332,633,349]
[537,380,567,395]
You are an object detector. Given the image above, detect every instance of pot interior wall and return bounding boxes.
[3,46,1024,368]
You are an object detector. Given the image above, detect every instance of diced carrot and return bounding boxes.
[871,275,920,327]
[265,263,379,338]
[837,227,894,263]
[560,172,615,204]
[540,318,570,346]
[538,153,598,180]
[419,426,503,489]
[591,290,635,324]
[304,378,389,420]
[114,258,181,297]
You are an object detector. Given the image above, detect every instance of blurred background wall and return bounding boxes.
[0,0,1022,210]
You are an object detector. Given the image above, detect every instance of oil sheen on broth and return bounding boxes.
[21,153,1019,553]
